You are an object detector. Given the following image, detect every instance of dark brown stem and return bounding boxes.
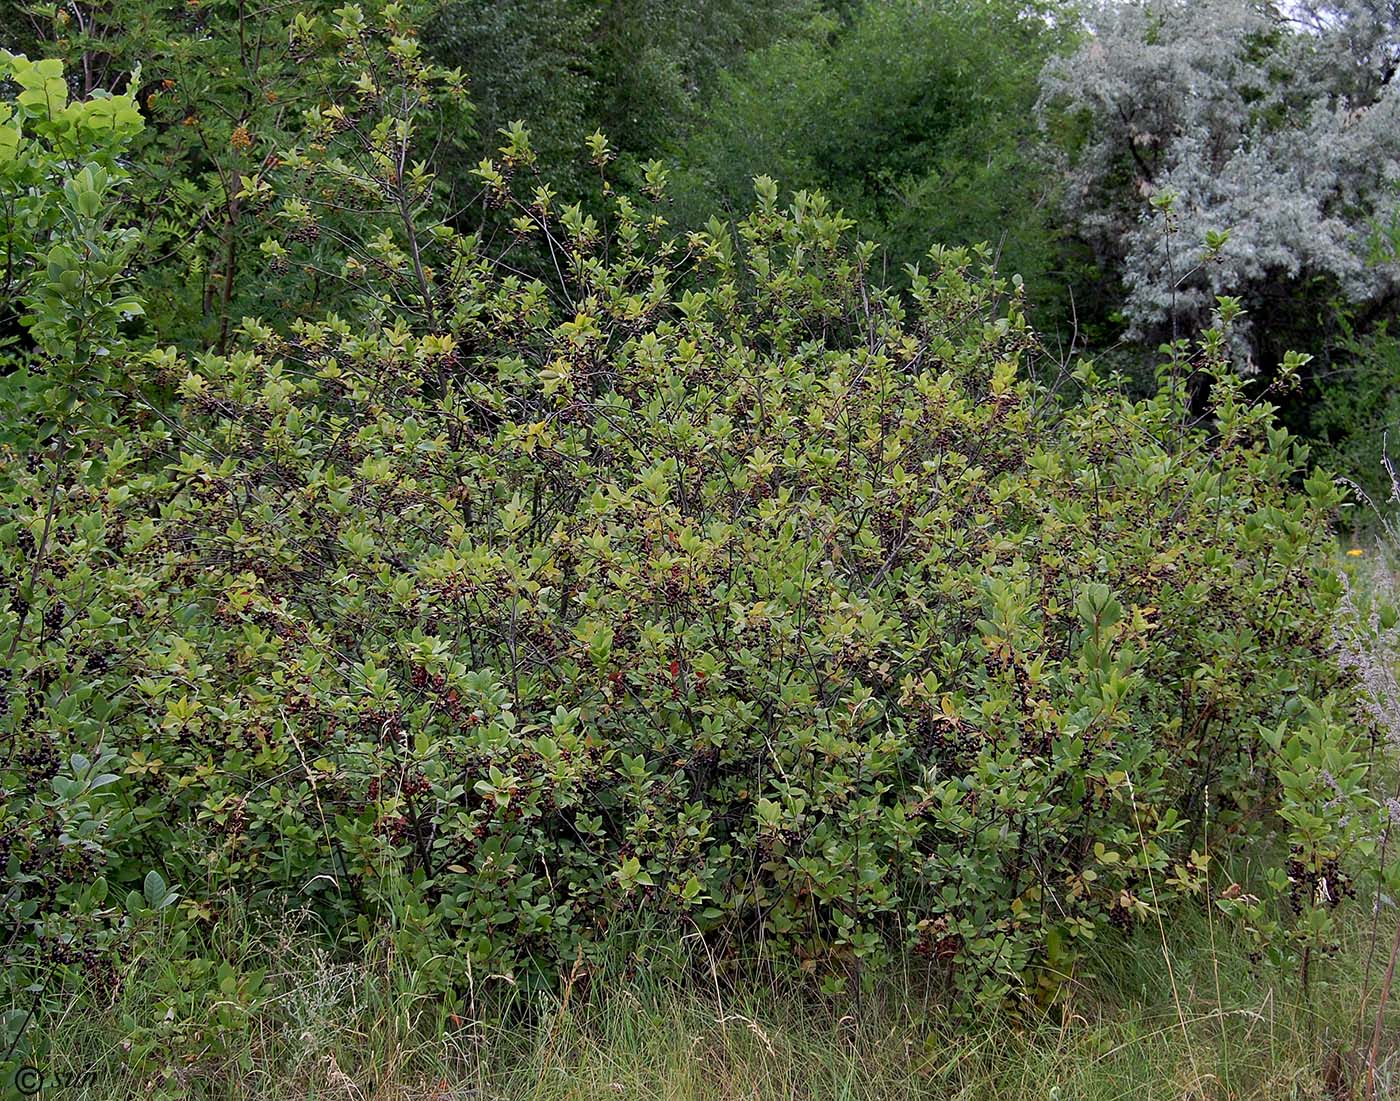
[217,195,239,355]
[1367,915,1400,1098]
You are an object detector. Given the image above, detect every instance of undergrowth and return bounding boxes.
[5,883,1398,1101]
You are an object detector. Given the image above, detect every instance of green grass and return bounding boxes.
[8,891,1399,1101]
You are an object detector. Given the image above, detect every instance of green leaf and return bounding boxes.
[143,869,167,907]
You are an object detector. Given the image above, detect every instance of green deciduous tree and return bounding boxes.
[671,0,1075,327]
[425,0,815,203]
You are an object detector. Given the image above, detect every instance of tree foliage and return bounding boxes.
[425,0,816,200]
[1039,0,1400,368]
[672,0,1073,323]
[0,49,146,446]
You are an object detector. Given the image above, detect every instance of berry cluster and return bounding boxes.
[1107,898,1136,935]
[913,917,963,962]
[1285,848,1355,914]
[17,734,59,781]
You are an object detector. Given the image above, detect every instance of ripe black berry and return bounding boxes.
[43,601,64,636]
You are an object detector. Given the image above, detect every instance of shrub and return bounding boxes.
[0,50,146,426]
[0,36,1364,1028]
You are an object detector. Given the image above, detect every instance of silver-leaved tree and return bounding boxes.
[1039,0,1400,369]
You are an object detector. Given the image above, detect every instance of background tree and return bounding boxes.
[425,0,816,204]
[1038,0,1400,377]
[668,0,1076,330]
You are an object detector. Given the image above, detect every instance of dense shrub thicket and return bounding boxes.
[0,28,1369,1029]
